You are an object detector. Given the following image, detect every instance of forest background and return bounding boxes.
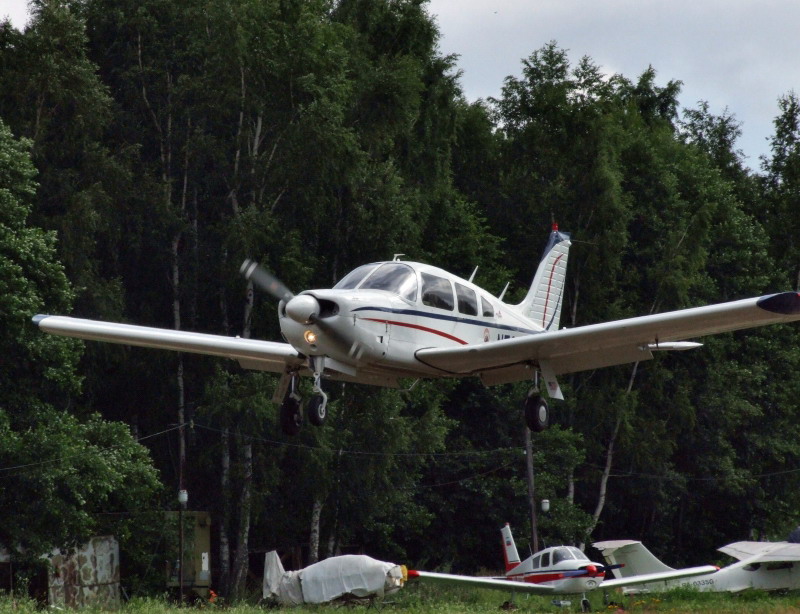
[2,0,800,601]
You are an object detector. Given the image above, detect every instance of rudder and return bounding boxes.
[500,523,521,573]
[517,225,571,330]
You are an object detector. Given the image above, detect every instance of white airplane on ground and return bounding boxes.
[595,538,800,593]
[33,225,800,434]
[407,524,718,612]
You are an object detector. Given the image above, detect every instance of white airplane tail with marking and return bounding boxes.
[516,225,571,331]
[593,540,674,579]
[501,523,521,573]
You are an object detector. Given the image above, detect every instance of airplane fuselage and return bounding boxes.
[504,544,607,595]
[278,260,542,381]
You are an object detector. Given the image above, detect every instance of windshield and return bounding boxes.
[553,548,575,564]
[568,547,588,561]
[360,263,417,301]
[334,264,380,289]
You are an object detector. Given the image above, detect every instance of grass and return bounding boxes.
[4,584,800,613]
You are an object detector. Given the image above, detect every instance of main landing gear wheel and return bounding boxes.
[523,391,549,432]
[280,391,303,436]
[307,393,327,427]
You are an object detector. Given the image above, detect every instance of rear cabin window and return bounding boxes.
[421,273,454,310]
[532,555,541,569]
[481,296,494,317]
[359,263,417,301]
[455,283,478,316]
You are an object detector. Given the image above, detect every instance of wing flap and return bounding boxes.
[407,570,555,594]
[416,293,800,378]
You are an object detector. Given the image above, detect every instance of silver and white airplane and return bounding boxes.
[595,538,800,593]
[33,225,800,434]
[408,524,717,613]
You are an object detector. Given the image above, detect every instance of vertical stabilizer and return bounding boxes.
[516,225,571,330]
[501,523,521,573]
[593,540,674,579]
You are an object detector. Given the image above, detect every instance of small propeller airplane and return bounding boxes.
[407,524,718,612]
[595,538,800,593]
[33,225,800,435]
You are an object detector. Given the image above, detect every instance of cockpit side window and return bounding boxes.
[334,264,379,289]
[553,548,573,564]
[540,552,551,568]
[358,263,418,301]
[421,273,454,310]
[455,283,478,316]
[481,296,494,317]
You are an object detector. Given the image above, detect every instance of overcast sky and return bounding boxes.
[4,0,798,170]
[427,0,799,170]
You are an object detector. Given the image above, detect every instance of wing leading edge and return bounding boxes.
[33,314,302,374]
[415,292,800,379]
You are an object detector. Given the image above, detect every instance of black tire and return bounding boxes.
[280,396,303,436]
[524,394,549,432]
[307,394,327,427]
[581,598,591,613]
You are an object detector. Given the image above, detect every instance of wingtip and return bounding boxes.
[757,292,800,315]
[32,314,49,325]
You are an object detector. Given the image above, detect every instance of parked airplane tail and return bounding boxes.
[516,225,571,330]
[593,540,674,579]
[501,523,521,573]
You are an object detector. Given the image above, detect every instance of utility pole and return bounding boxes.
[524,425,539,553]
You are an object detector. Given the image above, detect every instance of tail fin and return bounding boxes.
[516,224,571,330]
[501,523,521,573]
[593,540,674,579]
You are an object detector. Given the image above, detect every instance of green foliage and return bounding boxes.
[5,0,800,598]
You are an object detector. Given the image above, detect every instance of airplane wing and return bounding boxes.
[415,292,800,384]
[718,541,800,563]
[33,314,303,374]
[598,565,719,590]
[406,570,556,594]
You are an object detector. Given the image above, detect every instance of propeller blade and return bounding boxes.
[240,259,294,303]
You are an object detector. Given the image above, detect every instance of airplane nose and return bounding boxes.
[285,294,321,324]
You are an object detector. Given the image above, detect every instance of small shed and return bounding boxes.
[48,536,120,609]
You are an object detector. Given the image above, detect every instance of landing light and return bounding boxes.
[304,330,317,345]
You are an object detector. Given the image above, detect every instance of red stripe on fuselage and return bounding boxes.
[362,318,468,345]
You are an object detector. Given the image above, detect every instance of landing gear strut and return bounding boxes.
[307,356,328,427]
[280,373,303,436]
[523,387,549,432]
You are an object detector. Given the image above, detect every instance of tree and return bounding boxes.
[0,117,161,559]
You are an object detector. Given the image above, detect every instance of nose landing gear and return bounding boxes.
[277,359,329,435]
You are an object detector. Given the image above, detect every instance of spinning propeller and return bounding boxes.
[240,259,322,325]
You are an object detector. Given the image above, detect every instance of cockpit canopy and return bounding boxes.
[334,262,417,302]
[532,546,589,569]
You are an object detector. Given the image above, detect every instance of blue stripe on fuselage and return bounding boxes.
[351,306,539,335]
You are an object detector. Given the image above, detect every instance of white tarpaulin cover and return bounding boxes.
[263,551,405,605]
